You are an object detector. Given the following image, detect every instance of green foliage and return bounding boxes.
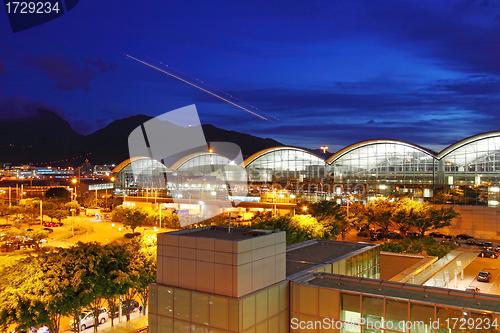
[250,214,333,245]
[123,209,148,234]
[47,209,68,222]
[380,237,457,258]
[44,187,71,202]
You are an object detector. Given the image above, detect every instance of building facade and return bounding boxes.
[113,131,500,206]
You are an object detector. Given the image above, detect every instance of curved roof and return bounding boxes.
[326,139,436,164]
[170,152,235,171]
[437,131,500,159]
[112,156,166,173]
[242,146,324,167]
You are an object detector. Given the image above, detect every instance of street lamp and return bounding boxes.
[320,146,329,153]
[71,178,77,200]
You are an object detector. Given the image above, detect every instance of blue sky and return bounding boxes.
[0,0,499,152]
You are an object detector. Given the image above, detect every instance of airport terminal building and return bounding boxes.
[112,131,500,207]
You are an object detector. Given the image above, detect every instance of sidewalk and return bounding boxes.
[99,316,148,333]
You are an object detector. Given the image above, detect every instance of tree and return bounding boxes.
[26,229,49,250]
[367,199,395,235]
[44,187,71,202]
[48,209,68,222]
[128,235,157,316]
[123,208,148,234]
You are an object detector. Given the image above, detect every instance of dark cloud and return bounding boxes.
[23,55,94,91]
[0,95,66,121]
[82,55,118,74]
[21,55,117,91]
[92,56,117,74]
[0,59,5,75]
[427,75,500,95]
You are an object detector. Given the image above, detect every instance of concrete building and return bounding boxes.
[149,226,500,333]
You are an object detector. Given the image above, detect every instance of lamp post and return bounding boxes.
[320,146,329,153]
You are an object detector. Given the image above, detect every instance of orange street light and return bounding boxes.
[302,206,308,212]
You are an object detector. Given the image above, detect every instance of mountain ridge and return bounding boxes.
[0,110,284,166]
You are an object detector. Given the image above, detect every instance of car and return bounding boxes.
[466,238,476,245]
[456,234,473,240]
[370,232,382,241]
[43,227,54,233]
[478,250,498,259]
[429,232,445,238]
[477,271,491,282]
[465,286,480,292]
[109,300,140,318]
[406,231,419,237]
[26,228,34,232]
[495,245,500,252]
[476,239,485,246]
[444,235,454,240]
[69,307,108,331]
[43,222,63,227]
[484,241,493,250]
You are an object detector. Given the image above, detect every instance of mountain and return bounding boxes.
[0,109,85,165]
[0,111,284,166]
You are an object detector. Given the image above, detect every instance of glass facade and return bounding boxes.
[114,157,169,197]
[327,141,436,200]
[244,148,325,184]
[169,153,247,200]
[312,246,380,279]
[149,282,289,333]
[113,132,500,204]
[291,283,500,333]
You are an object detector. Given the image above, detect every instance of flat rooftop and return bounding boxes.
[167,225,273,241]
[302,273,500,313]
[286,240,375,277]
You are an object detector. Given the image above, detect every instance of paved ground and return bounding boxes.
[59,309,147,333]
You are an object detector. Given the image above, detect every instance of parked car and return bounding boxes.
[444,235,454,240]
[43,227,54,233]
[406,231,419,237]
[476,239,485,246]
[43,222,63,227]
[478,250,498,259]
[484,241,493,250]
[466,238,476,245]
[477,271,491,282]
[429,232,445,238]
[26,228,34,232]
[495,245,500,252]
[465,286,480,292]
[69,307,108,331]
[456,234,473,240]
[109,300,140,317]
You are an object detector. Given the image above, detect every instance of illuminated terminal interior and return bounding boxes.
[113,131,500,207]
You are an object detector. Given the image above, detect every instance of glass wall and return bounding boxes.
[291,284,500,333]
[114,157,169,197]
[245,148,325,184]
[170,153,247,200]
[327,141,436,200]
[150,281,289,333]
[440,135,500,186]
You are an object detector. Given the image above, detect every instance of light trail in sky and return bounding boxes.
[126,55,274,122]
[144,55,278,121]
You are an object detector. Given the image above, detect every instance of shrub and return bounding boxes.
[124,232,142,239]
